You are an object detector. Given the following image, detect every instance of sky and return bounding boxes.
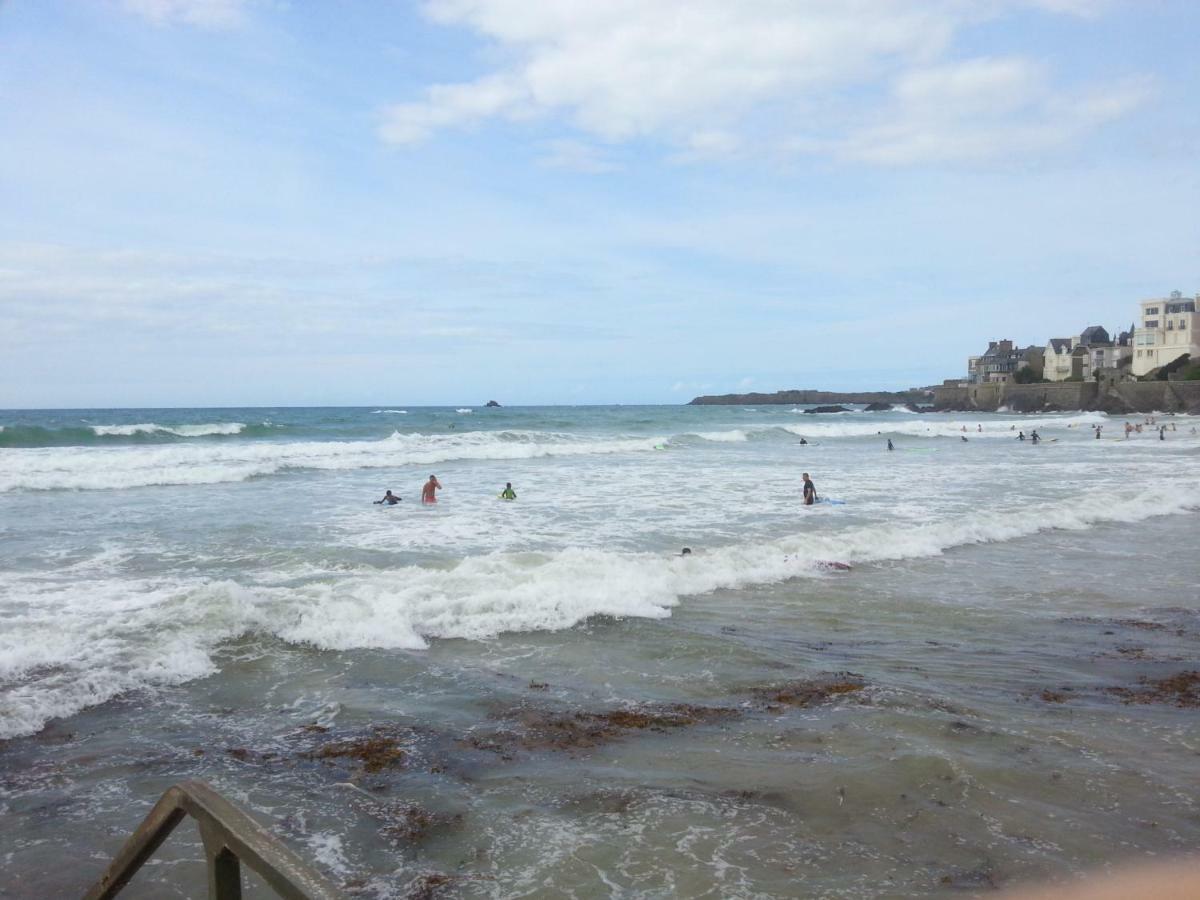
[1,0,1197,407]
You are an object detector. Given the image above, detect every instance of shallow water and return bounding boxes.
[1,405,1198,898]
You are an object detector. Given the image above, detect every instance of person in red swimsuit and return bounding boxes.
[421,475,442,504]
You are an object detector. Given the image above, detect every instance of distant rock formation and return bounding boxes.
[485,400,501,408]
[688,389,931,406]
[863,402,892,411]
[804,405,851,414]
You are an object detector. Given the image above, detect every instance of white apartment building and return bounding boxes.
[1132,291,1200,377]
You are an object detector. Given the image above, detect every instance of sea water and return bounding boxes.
[1,405,1197,898]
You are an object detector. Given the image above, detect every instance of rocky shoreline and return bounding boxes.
[932,380,1200,415]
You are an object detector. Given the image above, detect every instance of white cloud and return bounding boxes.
[825,62,1153,165]
[380,0,1147,165]
[119,0,253,29]
[537,138,619,173]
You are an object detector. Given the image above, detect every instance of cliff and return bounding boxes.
[689,389,932,406]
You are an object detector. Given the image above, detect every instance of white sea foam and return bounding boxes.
[457,408,473,414]
[4,476,1197,739]
[692,429,750,442]
[305,833,352,877]
[91,422,246,437]
[778,412,1108,440]
[0,430,667,492]
[372,409,407,414]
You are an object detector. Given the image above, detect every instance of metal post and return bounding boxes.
[201,821,243,900]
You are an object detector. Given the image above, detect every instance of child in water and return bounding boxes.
[499,482,517,500]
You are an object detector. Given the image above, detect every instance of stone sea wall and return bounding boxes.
[933,381,1200,414]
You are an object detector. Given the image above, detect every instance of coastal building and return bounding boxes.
[970,340,1023,383]
[1132,291,1200,377]
[1070,325,1133,380]
[1040,326,1132,381]
[1042,338,1074,381]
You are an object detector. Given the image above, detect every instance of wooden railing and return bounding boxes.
[83,780,344,899]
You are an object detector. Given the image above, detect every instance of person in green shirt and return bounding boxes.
[499,482,517,500]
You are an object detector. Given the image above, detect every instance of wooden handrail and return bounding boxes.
[83,780,345,900]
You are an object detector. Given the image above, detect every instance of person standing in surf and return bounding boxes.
[498,482,516,500]
[421,475,442,504]
[802,472,817,506]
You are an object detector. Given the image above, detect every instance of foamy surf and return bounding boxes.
[0,430,668,492]
[3,476,1197,740]
[90,422,247,437]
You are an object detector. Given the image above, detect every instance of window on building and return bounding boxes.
[1145,320,1158,328]
[1145,306,1159,315]
[1167,321,1174,330]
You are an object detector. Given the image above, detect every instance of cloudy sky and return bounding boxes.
[1,0,1197,407]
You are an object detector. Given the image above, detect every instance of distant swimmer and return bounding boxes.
[1095,425,1102,439]
[498,482,517,500]
[680,547,692,556]
[799,437,808,445]
[977,424,982,432]
[816,560,852,571]
[802,472,817,506]
[1031,430,1040,444]
[961,435,968,442]
[887,439,894,451]
[1018,431,1025,441]
[421,475,442,504]
[374,489,401,505]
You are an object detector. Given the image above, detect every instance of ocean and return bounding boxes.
[1,404,1198,898]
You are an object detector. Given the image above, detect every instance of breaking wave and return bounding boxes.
[2,477,1197,739]
[0,421,266,447]
[91,422,247,437]
[0,430,667,492]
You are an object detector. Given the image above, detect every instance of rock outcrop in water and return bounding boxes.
[485,400,501,407]
[804,405,851,414]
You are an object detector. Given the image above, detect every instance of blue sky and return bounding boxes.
[1,0,1197,407]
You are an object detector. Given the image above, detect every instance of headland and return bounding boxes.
[688,389,931,406]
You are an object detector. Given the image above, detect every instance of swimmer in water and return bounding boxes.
[374,489,401,505]
[421,475,442,504]
[498,482,517,500]
[802,472,817,506]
